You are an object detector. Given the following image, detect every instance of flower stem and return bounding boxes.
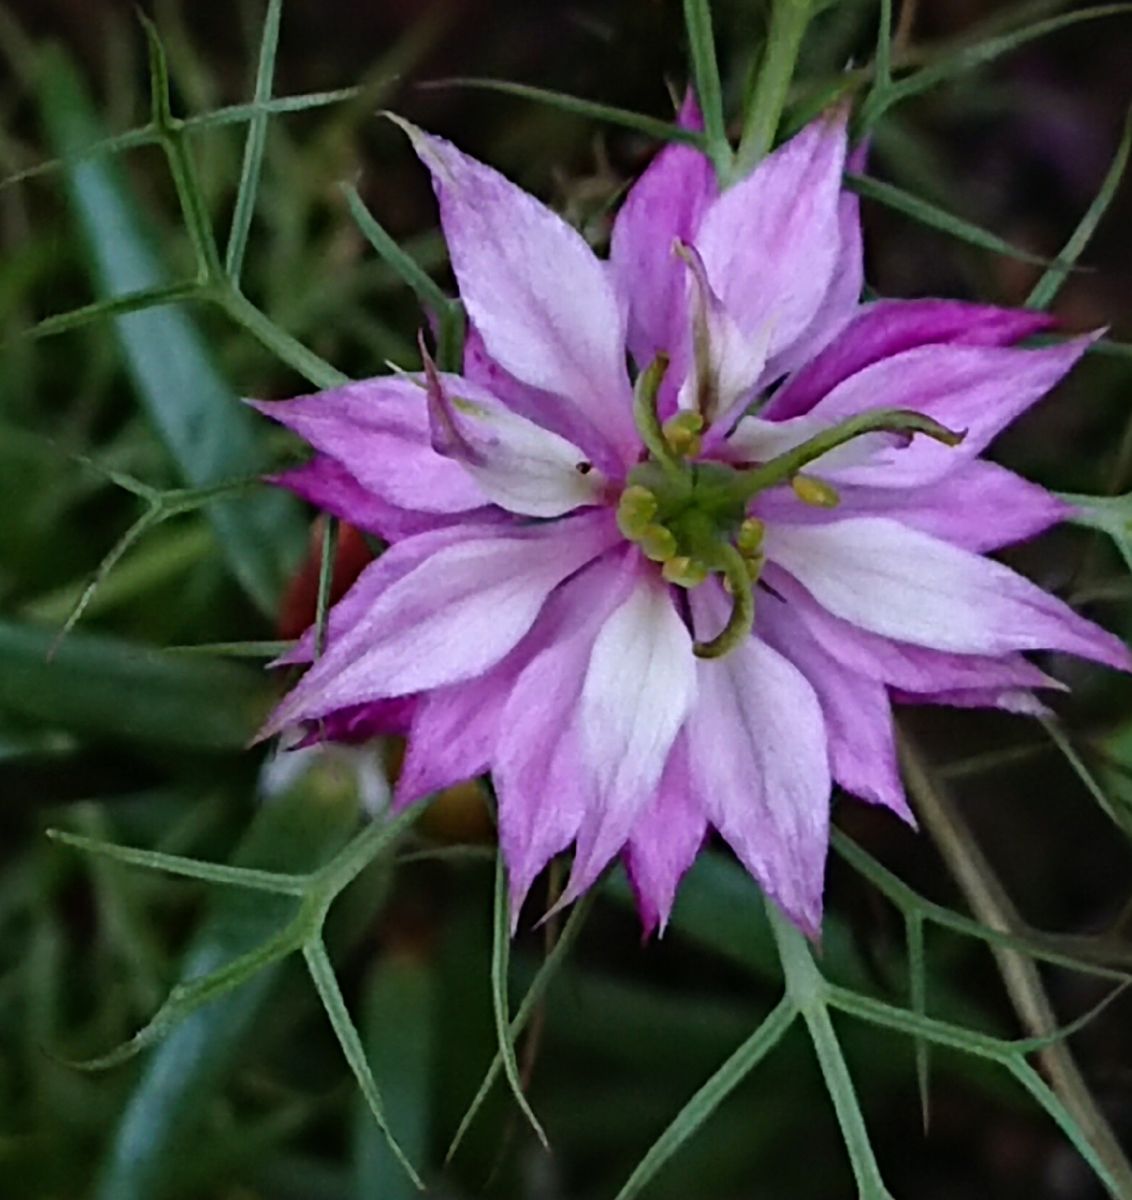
[632,355,684,481]
[693,542,755,659]
[734,0,814,180]
[734,408,963,501]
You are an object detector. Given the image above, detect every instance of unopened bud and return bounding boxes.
[791,474,840,508]
[639,523,678,563]
[662,555,709,588]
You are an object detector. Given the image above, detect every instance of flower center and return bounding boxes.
[618,355,967,660]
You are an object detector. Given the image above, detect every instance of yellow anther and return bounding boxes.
[616,485,659,538]
[662,555,709,589]
[736,517,765,555]
[791,474,841,509]
[639,523,679,563]
[662,411,705,459]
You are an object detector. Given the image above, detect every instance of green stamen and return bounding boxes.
[639,524,679,563]
[662,410,705,458]
[632,354,683,480]
[791,474,841,508]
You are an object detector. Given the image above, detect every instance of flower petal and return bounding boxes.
[763,139,867,382]
[757,590,908,820]
[686,585,831,937]
[276,520,505,667]
[258,510,621,737]
[561,566,698,903]
[494,551,636,920]
[766,565,1063,695]
[623,736,706,936]
[694,109,848,365]
[751,459,1069,552]
[803,338,1093,489]
[426,368,608,517]
[251,378,485,514]
[767,299,1059,421]
[764,517,1132,668]
[895,686,1050,716]
[398,119,638,457]
[610,99,717,368]
[463,324,624,477]
[272,456,494,541]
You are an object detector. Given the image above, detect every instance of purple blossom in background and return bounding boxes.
[255,104,1129,937]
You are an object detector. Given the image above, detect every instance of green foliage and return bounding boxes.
[3,0,1132,1196]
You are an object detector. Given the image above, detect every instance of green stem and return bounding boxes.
[734,0,814,179]
[767,902,895,1199]
[216,286,348,389]
[734,408,962,501]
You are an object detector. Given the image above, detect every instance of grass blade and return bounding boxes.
[94,783,360,1200]
[682,0,732,178]
[0,620,271,749]
[225,0,283,281]
[1027,109,1132,310]
[490,855,550,1149]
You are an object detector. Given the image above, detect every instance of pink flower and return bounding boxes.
[255,106,1129,937]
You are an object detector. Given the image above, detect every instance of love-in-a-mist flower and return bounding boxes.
[255,103,1129,937]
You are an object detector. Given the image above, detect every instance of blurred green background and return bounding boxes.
[2,1,1132,1197]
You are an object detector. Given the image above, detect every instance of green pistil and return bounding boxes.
[626,358,965,661]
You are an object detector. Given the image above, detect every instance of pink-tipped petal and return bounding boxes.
[757,590,909,820]
[765,517,1132,668]
[763,138,867,382]
[397,119,638,458]
[251,379,486,514]
[751,460,1069,552]
[258,510,621,738]
[463,325,624,478]
[803,337,1093,489]
[623,736,707,936]
[686,585,831,938]
[425,368,608,517]
[767,299,1059,421]
[895,686,1050,716]
[610,106,717,368]
[272,456,495,542]
[494,552,636,923]
[560,567,698,904]
[694,109,848,366]
[277,520,502,667]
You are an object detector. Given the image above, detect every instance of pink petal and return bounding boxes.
[296,697,417,747]
[686,585,831,937]
[764,517,1132,668]
[766,566,1063,695]
[398,120,638,458]
[561,565,698,904]
[258,510,622,738]
[763,139,868,383]
[623,736,707,936]
[805,337,1093,489]
[751,459,1069,552]
[425,366,608,517]
[767,299,1059,421]
[894,686,1050,716]
[272,456,494,542]
[757,590,910,821]
[276,520,500,667]
[694,109,848,366]
[610,103,717,368]
[494,551,637,921]
[251,378,485,514]
[463,325,625,478]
